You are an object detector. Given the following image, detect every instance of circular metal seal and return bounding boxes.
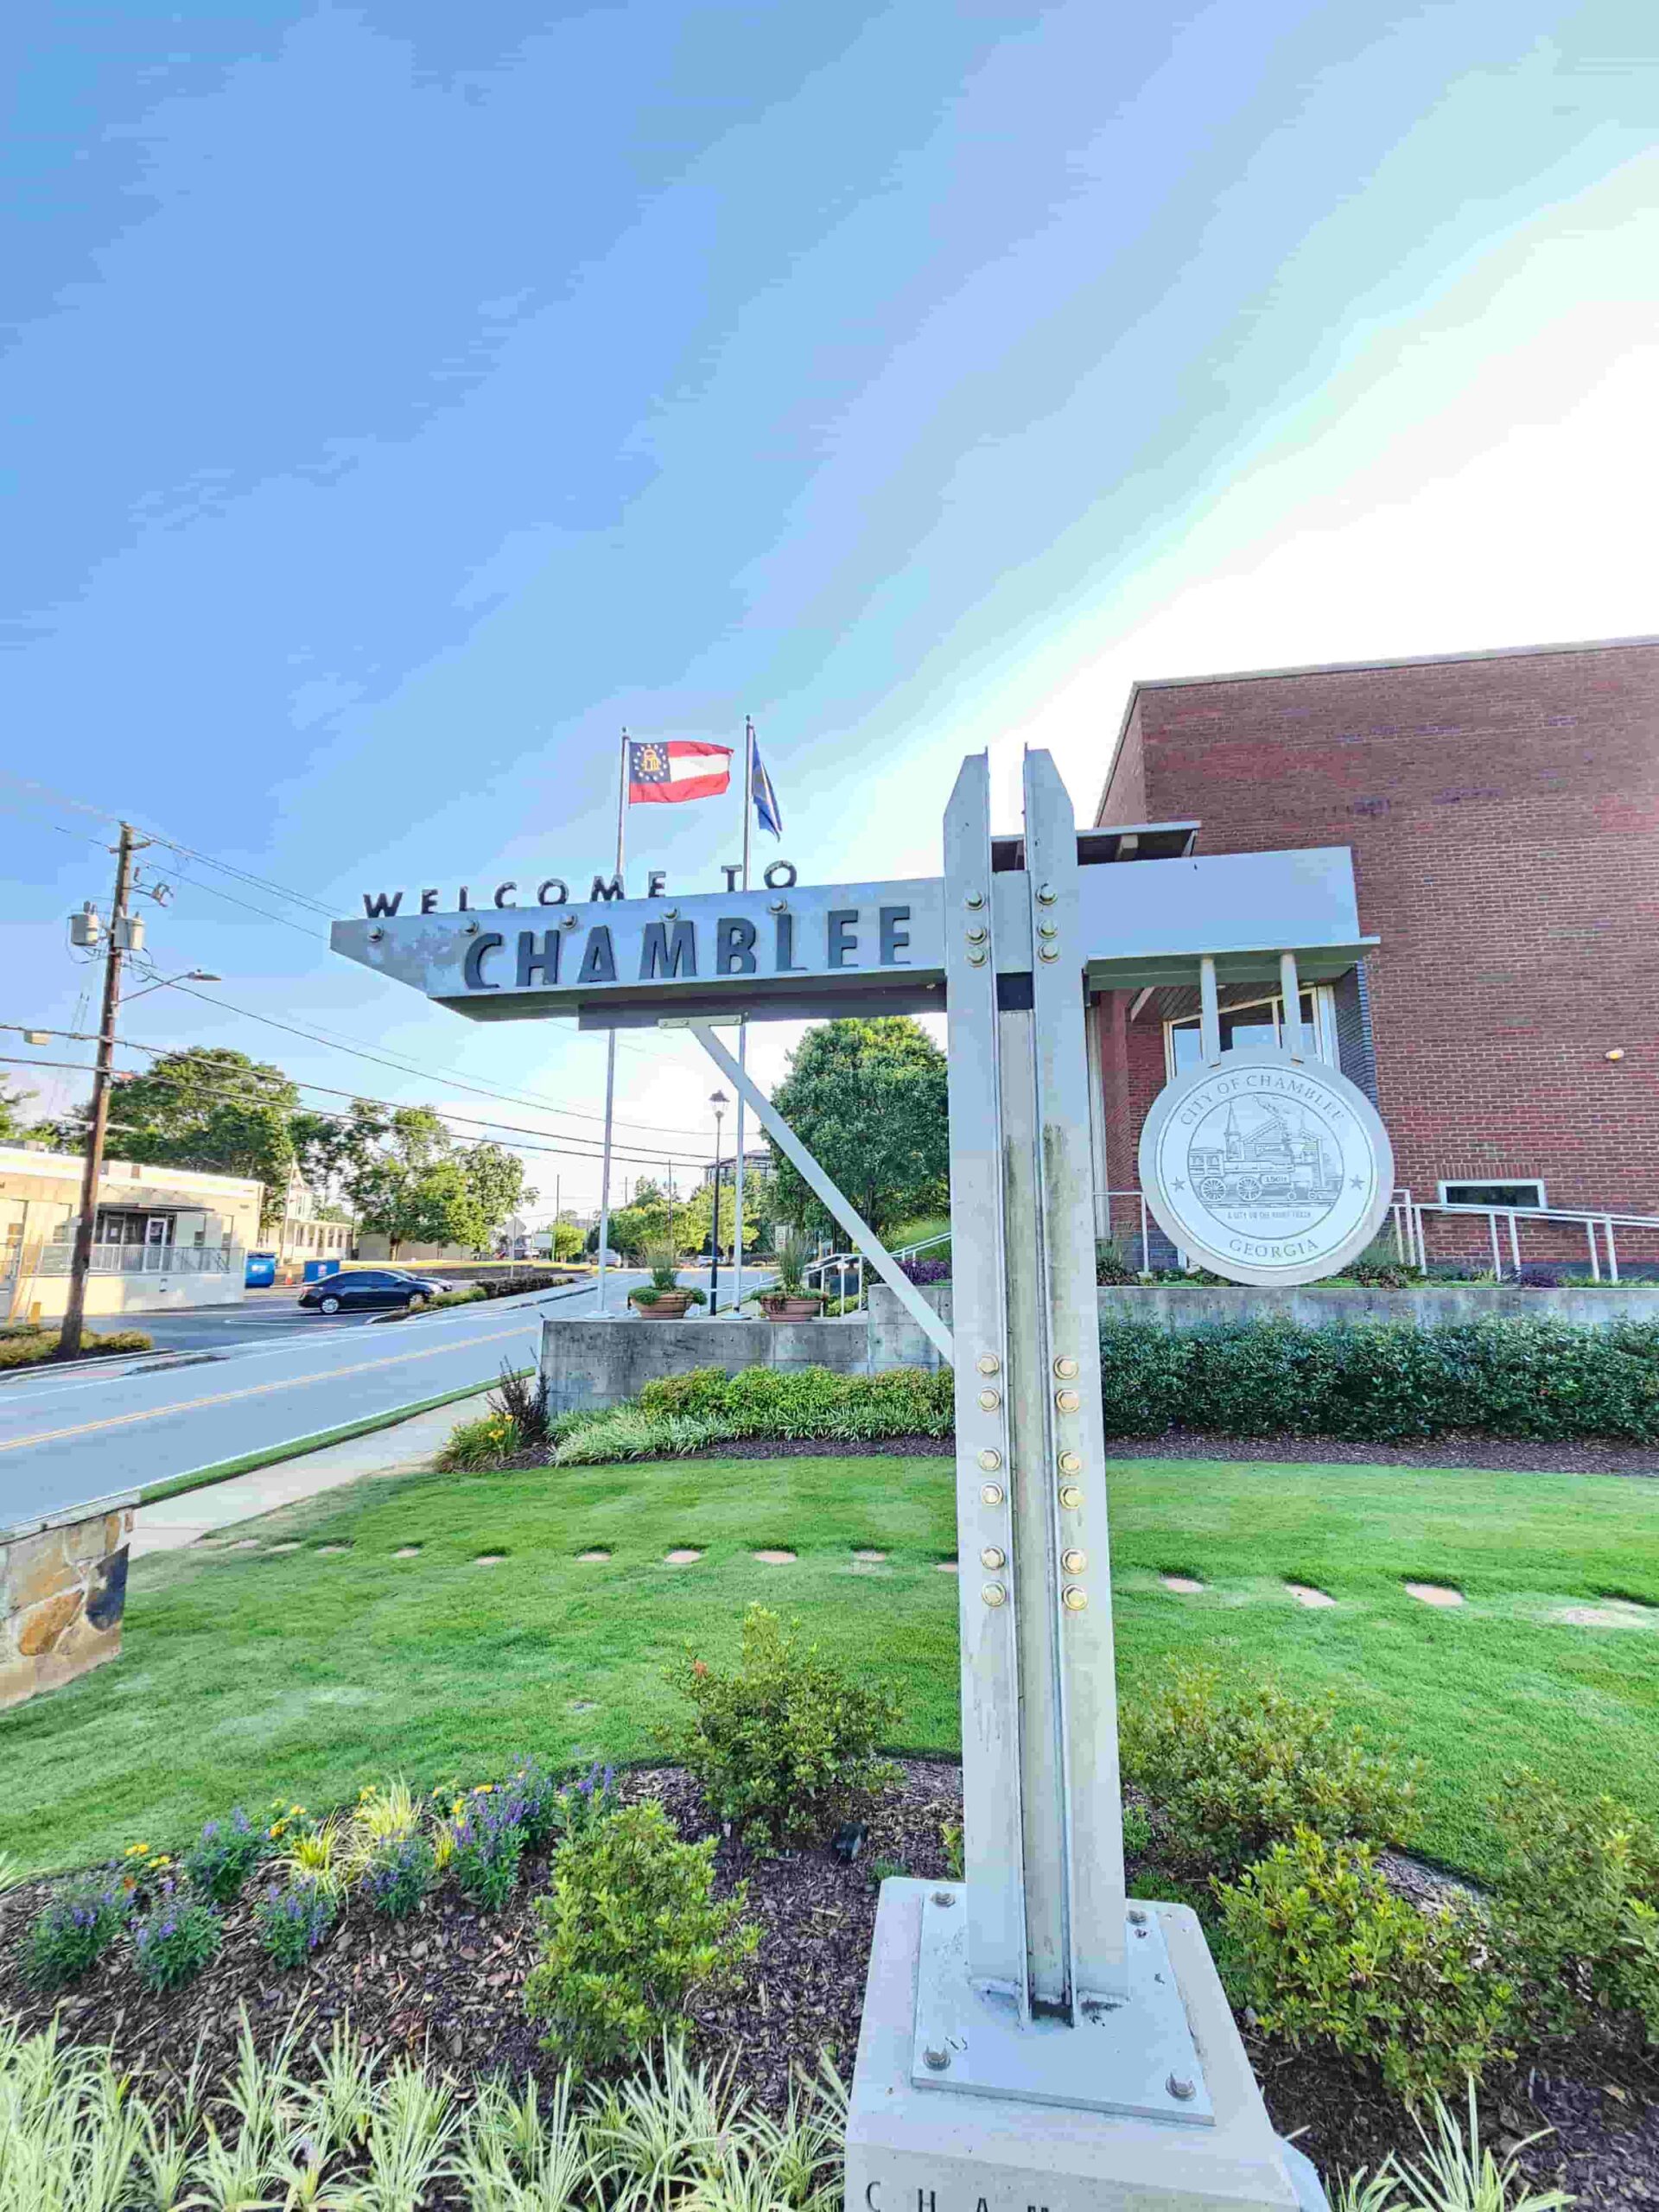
[1137,1048,1394,1288]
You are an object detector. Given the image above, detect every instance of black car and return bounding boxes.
[297,1269,450,1315]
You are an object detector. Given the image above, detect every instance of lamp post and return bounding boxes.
[708,1089,728,1315]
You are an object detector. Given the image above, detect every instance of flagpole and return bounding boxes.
[729,716,754,1318]
[596,729,627,1317]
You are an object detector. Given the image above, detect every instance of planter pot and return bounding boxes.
[762,1297,825,1322]
[633,1293,695,1319]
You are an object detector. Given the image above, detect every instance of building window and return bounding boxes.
[1439,1179,1547,1211]
[1165,987,1336,1077]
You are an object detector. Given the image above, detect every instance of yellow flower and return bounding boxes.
[268,1826,280,1839]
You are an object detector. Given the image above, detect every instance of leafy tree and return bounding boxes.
[461,1141,535,1243]
[289,1101,391,1204]
[604,1178,675,1261]
[676,1172,768,1260]
[0,1084,37,1141]
[767,1018,948,1236]
[550,1218,586,1262]
[346,1108,532,1257]
[100,1048,299,1226]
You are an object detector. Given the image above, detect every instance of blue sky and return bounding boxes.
[3,1,1656,1210]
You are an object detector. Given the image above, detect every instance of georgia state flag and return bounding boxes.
[626,739,733,805]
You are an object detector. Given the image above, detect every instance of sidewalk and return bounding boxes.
[130,1388,493,1559]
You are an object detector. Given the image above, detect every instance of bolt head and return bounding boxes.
[367,927,385,944]
[931,1889,956,1907]
[979,1546,1006,1571]
[967,950,988,967]
[1062,1548,1087,1574]
[1166,2073,1196,2101]
[1058,1483,1083,1510]
[1061,1585,1088,1611]
[976,1354,999,1376]
[982,1581,1007,1608]
[1058,1449,1083,1475]
[1052,1355,1079,1381]
[964,891,985,909]
[979,1481,1004,1505]
[1055,1388,1080,1414]
[1128,1907,1147,1925]
[976,1449,1001,1472]
[1036,881,1058,905]
[767,896,788,913]
[977,1388,1001,1411]
[924,2044,950,2071]
[1039,944,1059,962]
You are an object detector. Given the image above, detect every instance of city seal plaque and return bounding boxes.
[1138,1050,1395,1287]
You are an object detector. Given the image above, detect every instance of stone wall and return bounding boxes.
[1,1497,136,1710]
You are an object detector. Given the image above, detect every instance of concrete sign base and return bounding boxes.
[849,1881,1302,2212]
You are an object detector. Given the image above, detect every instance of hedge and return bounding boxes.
[1098,1315,1659,1443]
[636,1363,953,1439]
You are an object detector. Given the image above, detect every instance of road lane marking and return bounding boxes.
[0,1321,539,1456]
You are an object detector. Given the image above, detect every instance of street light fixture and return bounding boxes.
[709,1089,729,1316]
[122,968,220,1003]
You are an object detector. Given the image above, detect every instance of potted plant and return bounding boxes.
[756,1232,826,1323]
[628,1242,707,1320]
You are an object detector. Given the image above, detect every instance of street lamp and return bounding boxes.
[709,1089,728,1316]
[121,968,220,1003]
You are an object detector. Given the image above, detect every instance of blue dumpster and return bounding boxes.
[245,1251,277,1289]
[302,1257,344,1283]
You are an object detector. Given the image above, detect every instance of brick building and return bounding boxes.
[1091,636,1659,1267]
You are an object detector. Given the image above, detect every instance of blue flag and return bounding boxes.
[752,741,784,839]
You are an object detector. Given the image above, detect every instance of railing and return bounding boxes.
[1389,1194,1659,1287]
[34,1244,238,1277]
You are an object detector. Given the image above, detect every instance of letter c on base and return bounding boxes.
[463,932,504,989]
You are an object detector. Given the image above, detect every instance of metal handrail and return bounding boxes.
[1390,1192,1658,1286]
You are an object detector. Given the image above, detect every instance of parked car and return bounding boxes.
[296,1268,451,1315]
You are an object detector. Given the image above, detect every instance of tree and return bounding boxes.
[767,1018,948,1236]
[0,1084,36,1141]
[603,1178,674,1261]
[676,1171,769,1260]
[551,1218,586,1262]
[99,1048,300,1226]
[346,1108,533,1257]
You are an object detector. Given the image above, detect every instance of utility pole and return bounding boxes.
[60,823,139,1360]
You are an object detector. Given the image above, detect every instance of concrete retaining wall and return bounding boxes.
[1,1495,136,1710]
[1093,1282,1659,1330]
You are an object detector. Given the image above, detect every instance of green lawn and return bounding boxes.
[3,1454,1656,1881]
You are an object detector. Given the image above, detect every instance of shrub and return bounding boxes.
[1120,1667,1421,1878]
[506,1754,618,1849]
[1334,1234,1425,1289]
[491,1361,553,1449]
[632,1363,953,1443]
[131,1884,222,1991]
[1097,1315,1659,1443]
[0,1327,153,1370]
[1094,1238,1141,1287]
[663,1603,903,1850]
[254,1875,337,1967]
[1484,1768,1659,2043]
[181,1807,268,1902]
[21,1878,129,1991]
[437,1409,523,1471]
[446,1788,528,1911]
[360,1832,436,1920]
[553,1408,722,1465]
[899,1257,950,1286]
[430,1286,488,1308]
[524,1801,758,2070]
[1217,1828,1514,2101]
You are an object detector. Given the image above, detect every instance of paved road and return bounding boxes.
[0,1268,766,1530]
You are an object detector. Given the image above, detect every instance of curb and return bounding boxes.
[137,1370,531,1507]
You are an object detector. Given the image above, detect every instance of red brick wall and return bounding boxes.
[1093,640,1659,1238]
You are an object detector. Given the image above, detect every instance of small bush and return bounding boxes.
[446,1788,528,1911]
[899,1257,950,1286]
[131,1884,222,1991]
[1485,1767,1659,2043]
[491,1362,553,1449]
[1094,1238,1141,1287]
[524,1801,758,2070]
[360,1832,436,1920]
[437,1409,523,1471]
[663,1603,902,1850]
[181,1807,268,1902]
[1120,1667,1421,1878]
[254,1875,337,1967]
[430,1285,489,1308]
[1217,1828,1514,2102]
[21,1878,129,1991]
[506,1754,617,1849]
[0,1326,153,1370]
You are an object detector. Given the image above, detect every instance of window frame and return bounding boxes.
[1163,982,1338,1079]
[1437,1178,1548,1211]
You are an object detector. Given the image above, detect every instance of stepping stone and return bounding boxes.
[935,1559,959,1573]
[571,1700,597,1713]
[576,1549,611,1562]
[1404,1581,1463,1607]
[230,1538,261,1550]
[1286,1582,1337,1608]
[853,1549,888,1562]
[315,1544,351,1555]
[1161,1574,1205,1595]
[1553,1603,1650,1629]
[474,1553,506,1566]
[664,1548,702,1565]
[393,1547,422,1559]
[753,1548,797,1564]
[265,1541,303,1554]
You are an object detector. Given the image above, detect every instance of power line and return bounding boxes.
[0,1051,716,1173]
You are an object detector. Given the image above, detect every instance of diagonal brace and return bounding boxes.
[689,1022,955,1363]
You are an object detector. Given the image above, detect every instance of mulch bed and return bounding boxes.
[528,1429,1658,1475]
[3,1761,1656,2204]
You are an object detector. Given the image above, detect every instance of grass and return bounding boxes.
[1,1453,1655,1880]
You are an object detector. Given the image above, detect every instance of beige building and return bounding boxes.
[270,1164,354,1276]
[1,1145,262,1320]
